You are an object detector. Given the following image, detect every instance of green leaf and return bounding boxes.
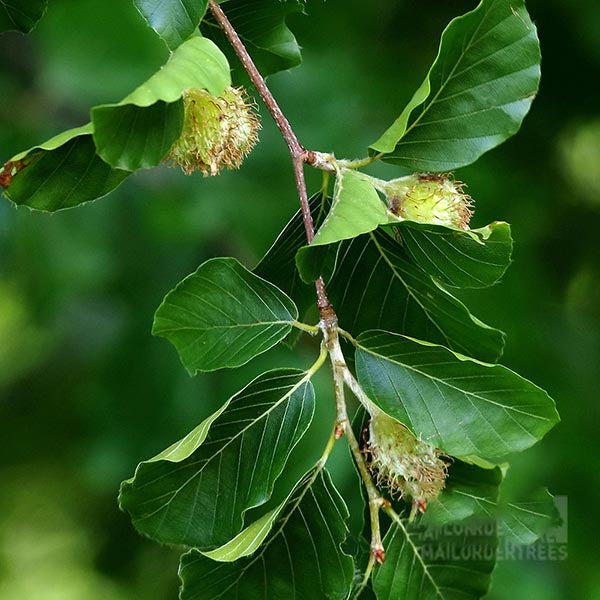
[370,0,541,171]
[3,133,130,211]
[424,461,558,545]
[254,193,331,323]
[201,502,285,563]
[8,124,94,162]
[134,0,209,50]
[355,330,559,463]
[153,257,298,373]
[423,460,503,527]
[373,514,497,600]
[202,0,304,79]
[311,170,394,246]
[91,36,230,170]
[179,469,354,600]
[91,101,184,171]
[327,229,505,363]
[295,242,339,284]
[0,0,47,33]
[119,369,315,548]
[497,488,560,545]
[2,37,230,209]
[398,221,513,288]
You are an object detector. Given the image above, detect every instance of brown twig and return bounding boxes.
[207,0,333,318]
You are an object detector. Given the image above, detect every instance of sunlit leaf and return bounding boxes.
[398,221,513,288]
[134,0,209,50]
[310,170,394,246]
[355,330,559,462]
[179,469,354,600]
[370,0,541,171]
[91,36,230,170]
[201,502,285,563]
[0,0,47,33]
[119,369,315,548]
[327,229,505,363]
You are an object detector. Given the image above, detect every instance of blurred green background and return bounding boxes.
[1,0,599,598]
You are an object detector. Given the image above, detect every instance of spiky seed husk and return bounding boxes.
[385,172,473,230]
[166,86,260,176]
[366,411,448,510]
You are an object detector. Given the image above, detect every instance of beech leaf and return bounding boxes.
[397,221,513,288]
[179,469,354,600]
[355,330,559,462]
[134,0,209,50]
[370,0,541,171]
[119,369,315,548]
[153,257,298,373]
[0,0,47,33]
[327,230,505,363]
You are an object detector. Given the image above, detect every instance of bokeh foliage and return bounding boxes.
[0,0,598,598]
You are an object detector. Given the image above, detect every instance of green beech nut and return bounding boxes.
[166,86,260,176]
[385,173,473,230]
[367,410,448,516]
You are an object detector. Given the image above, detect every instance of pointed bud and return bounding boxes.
[166,86,260,176]
[366,410,448,511]
[385,173,473,230]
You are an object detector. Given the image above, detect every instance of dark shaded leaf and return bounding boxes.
[3,133,129,211]
[328,229,505,363]
[424,461,559,544]
[254,193,330,322]
[373,513,497,600]
[0,0,47,33]
[179,469,354,600]
[120,369,315,548]
[92,100,183,171]
[497,488,560,545]
[398,221,513,288]
[202,0,304,79]
[423,460,503,526]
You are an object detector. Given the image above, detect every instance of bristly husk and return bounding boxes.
[366,410,449,518]
[166,86,260,176]
[385,172,473,230]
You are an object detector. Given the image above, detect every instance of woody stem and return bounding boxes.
[325,329,386,572]
[208,0,333,318]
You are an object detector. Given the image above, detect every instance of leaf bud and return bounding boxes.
[166,86,260,176]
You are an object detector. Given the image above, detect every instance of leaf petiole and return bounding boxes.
[307,341,329,377]
[292,320,321,335]
[337,153,383,169]
[338,327,358,346]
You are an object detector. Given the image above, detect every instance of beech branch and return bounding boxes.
[209,5,391,574]
[207,0,333,318]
